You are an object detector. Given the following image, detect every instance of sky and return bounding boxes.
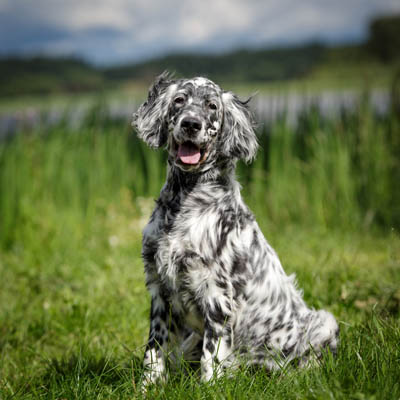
[0,0,399,65]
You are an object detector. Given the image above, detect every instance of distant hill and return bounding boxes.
[0,14,398,97]
[0,56,104,97]
[103,43,327,84]
[0,44,362,97]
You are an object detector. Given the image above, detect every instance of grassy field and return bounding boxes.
[0,97,399,399]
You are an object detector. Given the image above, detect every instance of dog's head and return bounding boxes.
[133,72,258,172]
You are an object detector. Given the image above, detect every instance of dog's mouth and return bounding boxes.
[177,141,201,164]
[174,140,209,166]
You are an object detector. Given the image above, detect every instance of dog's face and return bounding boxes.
[167,77,223,171]
[133,73,258,172]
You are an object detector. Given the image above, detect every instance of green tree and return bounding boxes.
[368,15,400,62]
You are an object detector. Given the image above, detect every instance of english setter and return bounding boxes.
[133,73,339,386]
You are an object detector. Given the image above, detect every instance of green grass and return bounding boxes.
[0,99,399,399]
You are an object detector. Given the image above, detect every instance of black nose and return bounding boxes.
[181,117,202,134]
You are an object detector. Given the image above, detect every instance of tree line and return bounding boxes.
[1,15,399,97]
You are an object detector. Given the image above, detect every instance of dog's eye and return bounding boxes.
[209,102,218,111]
[174,96,185,105]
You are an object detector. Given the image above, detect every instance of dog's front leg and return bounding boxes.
[200,301,233,382]
[142,290,170,388]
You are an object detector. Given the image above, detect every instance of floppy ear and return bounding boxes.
[220,91,258,163]
[132,72,175,148]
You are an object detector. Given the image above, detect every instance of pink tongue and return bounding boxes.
[177,142,201,164]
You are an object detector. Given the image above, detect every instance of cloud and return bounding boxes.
[1,0,400,64]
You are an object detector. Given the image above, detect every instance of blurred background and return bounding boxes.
[1,0,400,126]
[1,0,400,236]
[1,1,400,107]
[1,1,400,397]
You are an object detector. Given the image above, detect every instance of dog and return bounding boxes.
[133,73,339,386]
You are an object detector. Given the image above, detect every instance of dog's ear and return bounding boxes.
[132,72,175,148]
[220,91,258,163]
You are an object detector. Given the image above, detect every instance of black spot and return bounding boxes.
[194,339,204,354]
[145,274,158,288]
[335,326,340,338]
[256,353,266,362]
[142,243,157,263]
[216,279,228,290]
[270,323,284,333]
[215,210,236,256]
[264,317,272,328]
[282,344,295,358]
[213,355,221,365]
[277,312,285,324]
[154,305,167,323]
[262,335,272,351]
[146,330,165,351]
[157,336,165,346]
[177,258,188,273]
[248,297,256,307]
[208,301,226,323]
[251,229,260,250]
[146,337,155,350]
[232,277,246,296]
[193,195,210,209]
[204,320,217,340]
[329,342,338,356]
[231,253,247,275]
[237,207,253,230]
[290,308,299,320]
[261,297,268,306]
[277,292,286,303]
[206,340,216,354]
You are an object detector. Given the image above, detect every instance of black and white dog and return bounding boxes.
[133,73,339,386]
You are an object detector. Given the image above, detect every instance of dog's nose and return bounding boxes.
[180,117,202,134]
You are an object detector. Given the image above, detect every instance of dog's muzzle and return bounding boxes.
[174,116,207,166]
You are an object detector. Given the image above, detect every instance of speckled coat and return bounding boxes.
[133,73,339,386]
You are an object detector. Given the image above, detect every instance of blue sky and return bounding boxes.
[1,0,399,65]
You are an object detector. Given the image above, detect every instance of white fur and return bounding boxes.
[133,75,339,387]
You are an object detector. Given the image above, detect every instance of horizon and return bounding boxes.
[0,40,353,68]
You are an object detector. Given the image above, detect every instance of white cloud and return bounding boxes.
[1,0,400,63]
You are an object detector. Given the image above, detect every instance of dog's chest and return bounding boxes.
[157,209,212,291]
[144,200,208,277]
[157,226,208,332]
[144,193,224,322]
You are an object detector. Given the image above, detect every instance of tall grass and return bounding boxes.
[0,97,399,399]
[1,98,398,250]
[244,102,400,230]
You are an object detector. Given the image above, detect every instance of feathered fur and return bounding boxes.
[132,74,339,386]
